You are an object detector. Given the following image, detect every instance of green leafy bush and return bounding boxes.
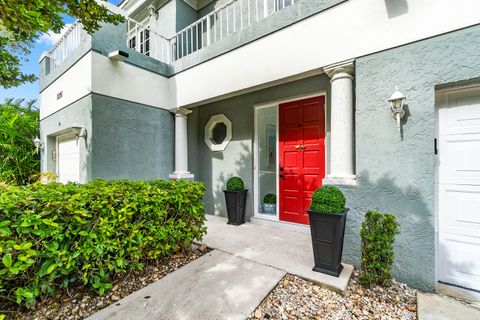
[0,99,40,185]
[359,210,400,288]
[0,179,207,307]
[310,186,346,213]
[226,177,244,191]
[263,193,276,204]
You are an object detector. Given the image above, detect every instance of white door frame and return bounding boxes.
[435,83,480,290]
[253,92,327,222]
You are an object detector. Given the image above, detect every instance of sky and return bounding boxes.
[0,0,123,105]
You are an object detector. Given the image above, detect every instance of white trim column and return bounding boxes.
[323,59,356,186]
[169,108,194,180]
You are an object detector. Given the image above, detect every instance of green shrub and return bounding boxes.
[226,177,244,191]
[359,210,400,288]
[263,193,276,204]
[0,179,207,307]
[310,186,346,213]
[0,99,40,185]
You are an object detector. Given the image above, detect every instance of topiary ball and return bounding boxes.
[310,185,346,213]
[226,176,244,191]
[263,193,276,204]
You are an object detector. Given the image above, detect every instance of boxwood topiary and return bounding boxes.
[359,210,400,288]
[226,176,244,191]
[310,185,346,213]
[263,193,276,204]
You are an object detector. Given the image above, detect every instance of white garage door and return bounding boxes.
[57,133,80,183]
[437,86,480,291]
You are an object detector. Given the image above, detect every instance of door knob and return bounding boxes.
[279,174,285,178]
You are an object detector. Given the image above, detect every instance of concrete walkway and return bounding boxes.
[417,292,480,320]
[203,215,354,292]
[88,250,285,320]
[89,215,354,320]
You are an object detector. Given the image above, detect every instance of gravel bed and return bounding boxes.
[3,244,209,320]
[248,271,417,320]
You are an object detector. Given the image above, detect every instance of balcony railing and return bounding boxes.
[128,0,296,64]
[45,0,296,70]
[48,22,85,71]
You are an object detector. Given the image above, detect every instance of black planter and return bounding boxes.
[223,189,248,226]
[308,208,348,277]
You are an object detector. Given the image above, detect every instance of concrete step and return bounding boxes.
[417,292,480,320]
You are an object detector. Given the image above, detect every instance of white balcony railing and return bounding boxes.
[128,0,296,64]
[48,22,85,70]
[45,0,296,70]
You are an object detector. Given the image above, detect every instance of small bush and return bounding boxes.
[359,210,400,288]
[310,186,346,213]
[226,177,244,191]
[0,99,40,185]
[263,193,276,204]
[0,179,207,307]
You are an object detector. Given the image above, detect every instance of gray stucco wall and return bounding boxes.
[190,74,331,219]
[39,95,93,183]
[338,25,480,291]
[91,94,174,180]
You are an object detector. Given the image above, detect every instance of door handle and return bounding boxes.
[279,174,285,178]
[295,145,306,149]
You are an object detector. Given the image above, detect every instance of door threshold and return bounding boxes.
[437,282,480,307]
[251,216,310,234]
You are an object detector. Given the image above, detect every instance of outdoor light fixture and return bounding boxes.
[33,137,44,151]
[388,86,406,130]
[71,123,87,141]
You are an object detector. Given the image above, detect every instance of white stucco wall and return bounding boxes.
[40,53,92,120]
[91,53,171,109]
[41,52,172,119]
[171,0,480,107]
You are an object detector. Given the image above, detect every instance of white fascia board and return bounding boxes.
[171,0,480,107]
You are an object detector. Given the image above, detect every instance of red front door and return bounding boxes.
[279,96,326,224]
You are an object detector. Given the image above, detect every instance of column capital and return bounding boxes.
[171,107,192,117]
[323,59,355,79]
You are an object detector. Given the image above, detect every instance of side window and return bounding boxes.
[128,36,136,50]
[140,29,150,56]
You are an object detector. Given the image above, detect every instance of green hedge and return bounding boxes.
[0,179,207,307]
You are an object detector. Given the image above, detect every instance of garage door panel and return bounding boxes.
[439,233,480,291]
[439,186,480,238]
[439,134,480,183]
[57,134,80,184]
[437,86,480,291]
[445,93,480,133]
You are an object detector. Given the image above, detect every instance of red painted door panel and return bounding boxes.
[279,96,325,224]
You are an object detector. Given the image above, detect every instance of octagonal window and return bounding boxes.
[211,122,227,145]
[205,114,232,151]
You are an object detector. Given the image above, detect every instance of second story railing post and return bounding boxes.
[206,16,211,46]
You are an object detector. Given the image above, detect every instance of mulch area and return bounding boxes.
[2,244,209,320]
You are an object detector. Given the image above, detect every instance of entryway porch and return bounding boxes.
[202,214,354,293]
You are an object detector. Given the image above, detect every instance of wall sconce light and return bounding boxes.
[388,86,406,130]
[148,5,159,19]
[33,137,44,151]
[71,123,87,142]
